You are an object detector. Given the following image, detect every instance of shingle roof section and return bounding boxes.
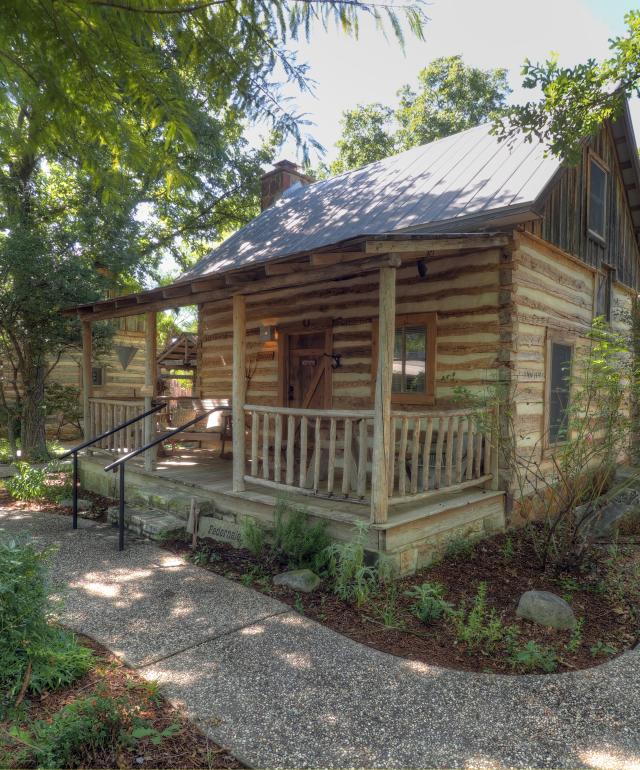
[184,122,560,279]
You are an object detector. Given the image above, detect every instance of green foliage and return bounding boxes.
[509,640,558,673]
[444,533,477,561]
[5,462,70,503]
[565,619,584,653]
[29,694,125,768]
[404,581,453,625]
[272,500,330,570]
[130,721,181,747]
[0,538,92,717]
[451,582,512,654]
[44,382,83,439]
[326,55,510,174]
[240,516,267,558]
[323,522,393,606]
[374,584,405,629]
[590,640,618,658]
[495,11,640,163]
[501,536,515,561]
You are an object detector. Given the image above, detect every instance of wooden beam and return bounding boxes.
[76,253,403,321]
[370,264,397,524]
[232,294,246,492]
[81,320,93,442]
[365,235,510,255]
[144,311,158,472]
[310,250,365,267]
[265,258,311,275]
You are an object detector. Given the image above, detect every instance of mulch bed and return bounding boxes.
[167,531,640,675]
[0,485,110,521]
[3,636,243,769]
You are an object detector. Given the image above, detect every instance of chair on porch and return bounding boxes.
[159,398,232,457]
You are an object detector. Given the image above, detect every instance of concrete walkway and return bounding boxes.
[2,508,639,770]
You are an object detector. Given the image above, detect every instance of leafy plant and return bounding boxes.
[404,581,453,625]
[273,500,330,571]
[375,584,405,629]
[0,538,92,716]
[130,721,181,746]
[590,640,618,658]
[509,640,558,673]
[444,534,476,561]
[5,462,70,503]
[240,516,267,558]
[30,694,125,768]
[323,522,393,606]
[565,619,584,653]
[451,582,511,655]
[501,536,515,561]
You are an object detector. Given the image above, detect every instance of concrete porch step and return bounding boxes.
[107,505,186,541]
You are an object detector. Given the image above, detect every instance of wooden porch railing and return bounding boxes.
[243,405,375,501]
[242,404,496,509]
[388,409,496,505]
[88,398,147,453]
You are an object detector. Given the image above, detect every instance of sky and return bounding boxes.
[257,0,640,166]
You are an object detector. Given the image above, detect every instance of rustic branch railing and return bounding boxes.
[243,404,375,501]
[388,409,495,504]
[89,398,146,454]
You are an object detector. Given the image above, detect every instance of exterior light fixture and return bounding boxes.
[417,259,428,279]
[259,324,276,342]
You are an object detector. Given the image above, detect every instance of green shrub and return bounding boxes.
[450,581,512,654]
[509,640,558,673]
[31,694,125,768]
[0,538,92,716]
[324,522,393,606]
[240,516,267,557]
[404,581,453,625]
[590,640,618,657]
[5,462,70,503]
[272,500,330,570]
[444,533,477,560]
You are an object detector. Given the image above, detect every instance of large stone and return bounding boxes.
[273,569,321,593]
[516,590,576,630]
[60,498,92,512]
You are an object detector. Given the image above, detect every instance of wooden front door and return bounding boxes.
[279,324,332,409]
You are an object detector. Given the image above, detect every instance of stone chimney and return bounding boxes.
[260,160,314,211]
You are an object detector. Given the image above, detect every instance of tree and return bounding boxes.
[0,0,426,458]
[330,103,396,174]
[494,11,640,163]
[396,55,510,149]
[328,55,510,174]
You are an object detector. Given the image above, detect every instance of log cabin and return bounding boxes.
[64,101,640,574]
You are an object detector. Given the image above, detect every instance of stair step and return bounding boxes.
[107,506,185,541]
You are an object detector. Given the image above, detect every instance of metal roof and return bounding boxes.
[184,122,560,279]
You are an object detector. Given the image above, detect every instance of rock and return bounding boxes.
[273,568,321,593]
[60,498,92,512]
[516,590,576,630]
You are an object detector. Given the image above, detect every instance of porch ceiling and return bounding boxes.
[63,231,510,321]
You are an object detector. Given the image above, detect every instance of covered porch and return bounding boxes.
[70,233,507,570]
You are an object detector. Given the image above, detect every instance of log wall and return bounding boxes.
[196,249,505,408]
[523,123,640,289]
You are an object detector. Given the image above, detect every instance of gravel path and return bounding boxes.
[3,508,639,770]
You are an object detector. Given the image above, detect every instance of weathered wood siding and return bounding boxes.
[197,249,504,407]
[510,231,634,499]
[523,124,640,289]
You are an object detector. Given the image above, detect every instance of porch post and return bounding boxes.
[371,264,397,524]
[81,319,93,442]
[144,311,157,471]
[232,294,246,492]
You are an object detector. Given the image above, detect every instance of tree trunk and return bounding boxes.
[21,359,47,460]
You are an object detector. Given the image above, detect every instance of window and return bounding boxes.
[91,366,105,386]
[595,264,615,322]
[587,155,608,242]
[372,312,436,404]
[546,336,573,445]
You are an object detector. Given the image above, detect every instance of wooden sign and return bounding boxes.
[187,514,243,546]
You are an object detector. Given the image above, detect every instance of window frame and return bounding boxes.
[595,263,616,323]
[371,312,437,405]
[586,151,609,245]
[91,366,106,387]
[544,330,575,449]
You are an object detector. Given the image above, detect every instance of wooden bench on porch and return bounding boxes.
[158,397,232,456]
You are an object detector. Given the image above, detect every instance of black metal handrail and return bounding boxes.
[103,406,230,551]
[60,401,166,533]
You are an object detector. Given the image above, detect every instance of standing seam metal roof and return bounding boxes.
[184,122,560,279]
